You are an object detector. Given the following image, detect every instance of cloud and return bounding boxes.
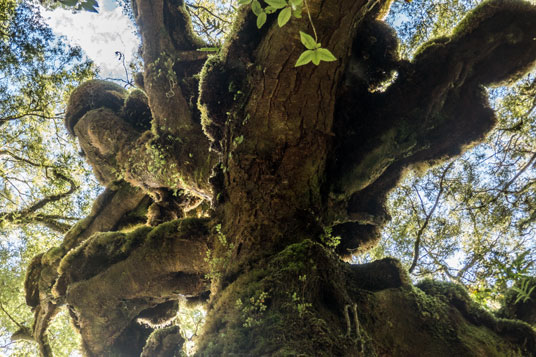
[43,4,140,81]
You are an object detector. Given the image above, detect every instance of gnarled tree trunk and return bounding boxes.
[22,0,536,355]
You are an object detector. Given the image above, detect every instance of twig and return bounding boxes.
[409,161,453,273]
[0,300,26,330]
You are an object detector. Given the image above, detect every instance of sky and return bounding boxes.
[42,0,140,81]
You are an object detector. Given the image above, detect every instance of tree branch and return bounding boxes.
[0,112,63,122]
[0,171,78,231]
[409,161,452,274]
[24,183,150,356]
[332,0,536,200]
[0,300,27,331]
[61,218,211,356]
[0,150,54,168]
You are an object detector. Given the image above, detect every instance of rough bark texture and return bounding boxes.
[21,0,536,355]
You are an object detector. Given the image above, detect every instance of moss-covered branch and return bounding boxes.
[132,0,217,190]
[22,182,149,355]
[66,80,216,199]
[329,0,536,255]
[59,218,211,356]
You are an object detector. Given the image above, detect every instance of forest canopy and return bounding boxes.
[1,0,536,355]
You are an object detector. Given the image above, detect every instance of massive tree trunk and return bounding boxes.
[22,0,536,355]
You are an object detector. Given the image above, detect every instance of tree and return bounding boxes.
[0,0,96,354]
[20,0,536,355]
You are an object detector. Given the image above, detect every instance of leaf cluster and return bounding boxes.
[39,0,98,13]
[238,0,336,66]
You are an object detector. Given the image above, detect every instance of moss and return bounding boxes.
[24,253,44,308]
[58,225,152,283]
[413,279,536,353]
[141,325,184,357]
[41,246,65,266]
[198,54,241,151]
[197,5,262,154]
[65,80,126,136]
[137,300,179,328]
[145,217,210,244]
[198,239,536,355]
[121,89,152,132]
[198,241,357,356]
[413,36,450,61]
[359,284,533,356]
[337,121,418,195]
[416,279,497,326]
[348,18,401,91]
[452,0,534,39]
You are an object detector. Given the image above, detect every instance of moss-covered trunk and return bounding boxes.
[198,240,534,356]
[21,0,536,355]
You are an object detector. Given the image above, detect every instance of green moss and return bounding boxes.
[198,241,355,356]
[413,36,450,60]
[58,225,151,279]
[416,279,497,326]
[146,217,210,243]
[452,0,534,39]
[338,121,418,195]
[42,246,65,265]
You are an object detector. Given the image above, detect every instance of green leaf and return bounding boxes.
[265,0,288,9]
[299,31,317,50]
[278,7,292,27]
[80,0,98,13]
[316,48,337,62]
[257,12,267,28]
[265,5,277,14]
[295,50,314,67]
[251,0,262,16]
[293,8,302,18]
[289,0,303,6]
[60,0,78,6]
[197,47,220,52]
[238,0,252,5]
[311,50,321,65]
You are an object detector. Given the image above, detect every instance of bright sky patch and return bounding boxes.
[43,0,140,81]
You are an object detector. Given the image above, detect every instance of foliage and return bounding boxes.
[0,0,96,354]
[185,0,236,46]
[512,277,535,304]
[235,290,269,327]
[320,227,341,251]
[204,224,235,280]
[39,0,98,12]
[291,274,312,317]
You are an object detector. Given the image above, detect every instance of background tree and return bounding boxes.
[5,0,536,355]
[0,0,96,354]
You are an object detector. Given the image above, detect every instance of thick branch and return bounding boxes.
[23,182,149,355]
[133,0,208,136]
[331,0,536,236]
[60,218,211,356]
